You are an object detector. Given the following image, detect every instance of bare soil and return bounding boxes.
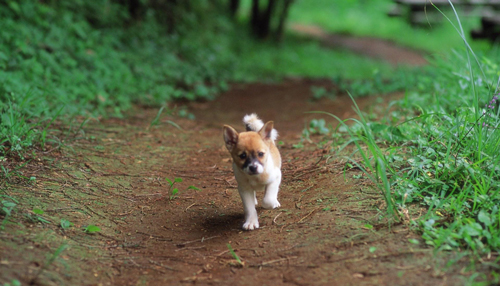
[0,32,485,286]
[290,24,428,66]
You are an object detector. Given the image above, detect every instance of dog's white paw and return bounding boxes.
[262,199,281,210]
[242,219,259,230]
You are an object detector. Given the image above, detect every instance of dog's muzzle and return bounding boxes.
[246,162,263,175]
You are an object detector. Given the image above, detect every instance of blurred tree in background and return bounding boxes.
[114,0,295,40]
[247,0,295,40]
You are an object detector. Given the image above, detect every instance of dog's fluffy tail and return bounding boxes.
[243,113,278,141]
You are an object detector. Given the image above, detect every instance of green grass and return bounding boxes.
[0,1,235,158]
[305,8,500,273]
[231,34,394,81]
[390,48,500,256]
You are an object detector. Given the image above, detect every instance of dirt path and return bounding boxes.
[290,24,428,66]
[1,37,477,285]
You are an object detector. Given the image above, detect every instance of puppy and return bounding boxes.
[223,114,282,230]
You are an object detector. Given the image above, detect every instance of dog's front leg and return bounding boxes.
[239,189,259,230]
[262,171,281,209]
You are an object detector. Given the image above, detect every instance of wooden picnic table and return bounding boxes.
[395,0,500,7]
[471,9,500,40]
[390,0,500,40]
[390,0,500,19]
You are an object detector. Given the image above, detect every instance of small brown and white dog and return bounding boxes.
[223,114,282,230]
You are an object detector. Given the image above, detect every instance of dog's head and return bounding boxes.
[223,121,274,175]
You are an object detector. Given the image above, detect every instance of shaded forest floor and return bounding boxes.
[0,29,490,285]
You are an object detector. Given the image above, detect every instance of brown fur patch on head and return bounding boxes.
[230,132,270,170]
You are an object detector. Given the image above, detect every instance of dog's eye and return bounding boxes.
[258,152,264,157]
[239,153,247,159]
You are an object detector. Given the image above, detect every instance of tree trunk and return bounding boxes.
[229,0,240,18]
[250,0,294,40]
[258,0,275,38]
[251,0,260,34]
[275,0,293,41]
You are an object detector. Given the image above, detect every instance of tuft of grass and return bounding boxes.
[0,195,18,230]
[227,243,244,267]
[30,243,68,284]
[309,103,399,220]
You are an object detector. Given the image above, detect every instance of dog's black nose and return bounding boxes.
[249,165,257,173]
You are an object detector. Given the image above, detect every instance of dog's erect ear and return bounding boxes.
[223,125,239,152]
[259,121,274,140]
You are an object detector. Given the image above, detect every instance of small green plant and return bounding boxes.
[0,195,18,229]
[166,177,200,200]
[166,177,183,200]
[408,238,420,245]
[83,225,101,234]
[60,219,73,230]
[311,86,336,100]
[28,176,36,185]
[150,105,193,130]
[3,279,21,286]
[293,118,331,148]
[227,243,244,267]
[30,243,68,284]
[1,166,9,179]
[26,208,50,224]
[150,106,167,128]
[308,119,330,135]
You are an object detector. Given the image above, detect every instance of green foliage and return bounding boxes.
[293,118,332,148]
[166,177,200,200]
[232,34,394,81]
[26,208,50,224]
[334,68,421,97]
[314,107,399,219]
[0,195,18,230]
[311,86,336,100]
[330,48,500,254]
[324,19,500,256]
[3,279,21,286]
[60,219,73,230]
[166,177,182,200]
[149,106,193,129]
[83,225,101,234]
[0,0,233,156]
